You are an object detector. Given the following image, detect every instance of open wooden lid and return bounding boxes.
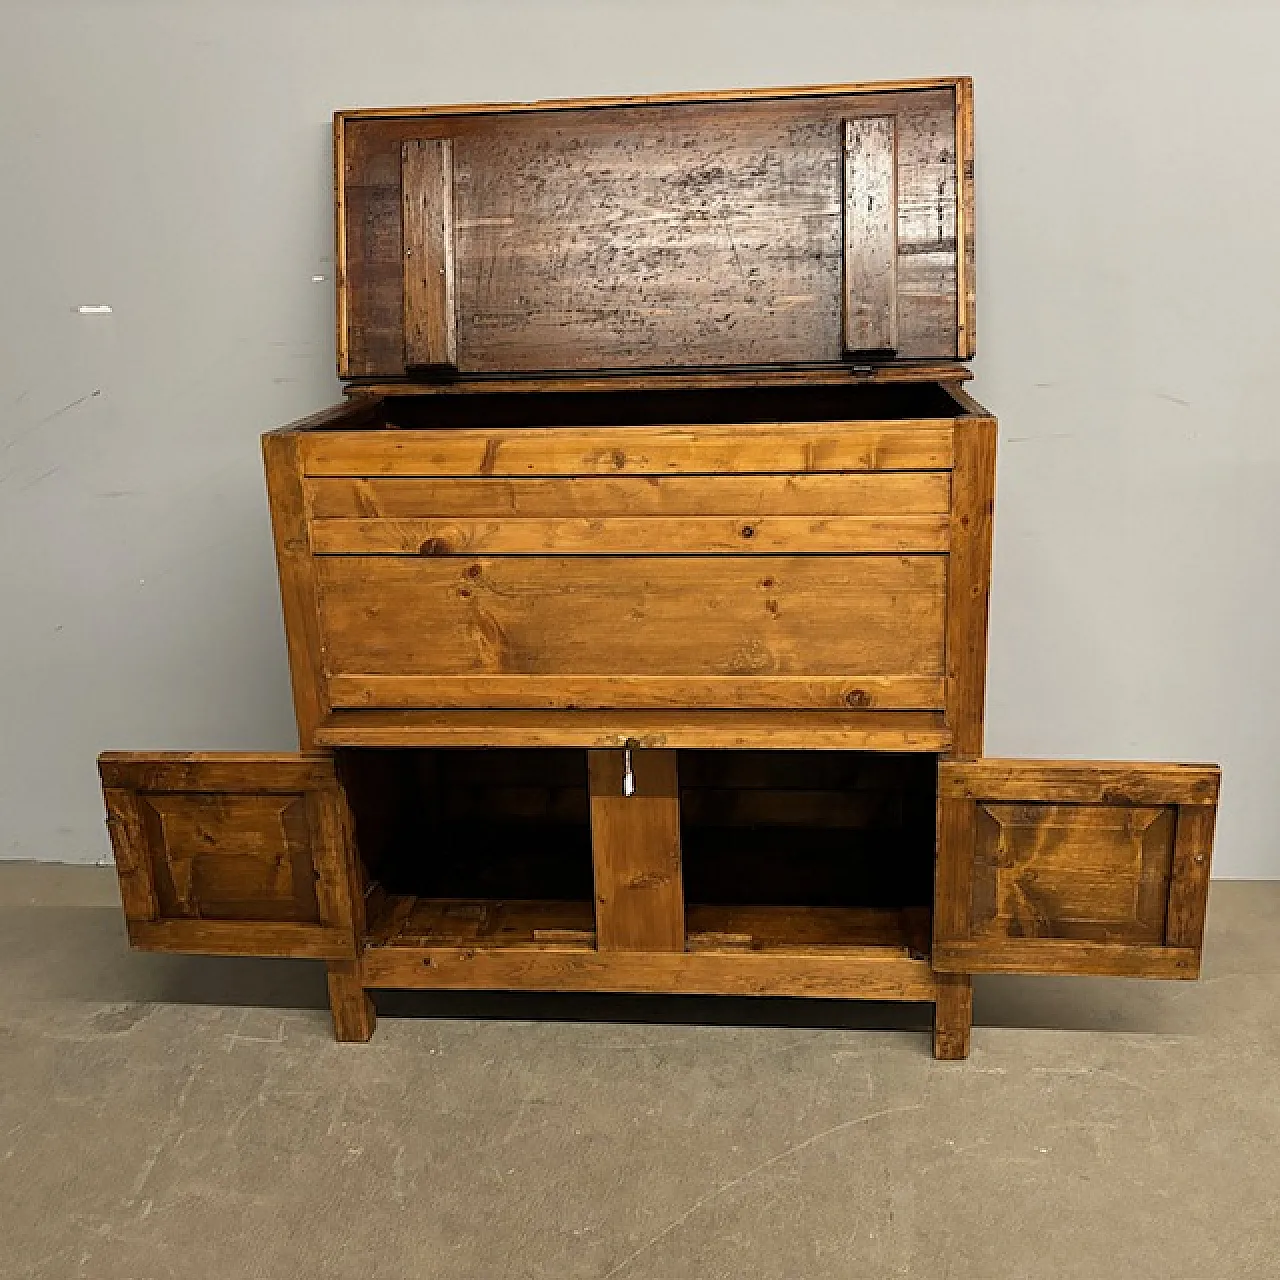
[336,78,974,387]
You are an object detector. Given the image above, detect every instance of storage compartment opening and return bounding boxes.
[679,750,937,956]
[373,381,969,430]
[339,748,595,949]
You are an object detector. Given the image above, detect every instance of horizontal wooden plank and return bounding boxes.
[314,709,951,751]
[341,363,975,396]
[360,942,940,1000]
[310,514,951,556]
[98,752,336,793]
[685,904,929,955]
[301,423,955,477]
[370,897,596,950]
[305,472,952,520]
[932,939,1201,980]
[327,673,945,711]
[938,760,1221,806]
[317,555,946,680]
[126,920,355,960]
[337,78,970,122]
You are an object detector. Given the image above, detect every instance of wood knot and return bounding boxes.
[466,564,482,579]
[740,524,755,539]
[843,688,872,708]
[760,577,775,589]
[418,537,447,555]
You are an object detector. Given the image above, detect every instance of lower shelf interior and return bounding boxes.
[342,747,937,959]
[367,896,930,958]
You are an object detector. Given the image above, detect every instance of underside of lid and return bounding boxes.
[335,78,976,385]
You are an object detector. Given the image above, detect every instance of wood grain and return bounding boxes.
[843,115,898,354]
[685,904,928,956]
[968,802,1174,945]
[99,752,338,792]
[101,787,160,922]
[327,959,376,1041]
[939,761,1221,806]
[339,84,968,377]
[326,674,945,712]
[934,939,1200,979]
[1164,804,1218,950]
[337,77,975,122]
[263,432,330,749]
[300,423,955,477]
[126,920,354,959]
[401,138,457,368]
[313,708,952,751]
[932,974,972,1060]
[309,513,950,556]
[370,897,596,949]
[360,944,940,1001]
[955,77,976,359]
[933,759,1220,979]
[315,554,947,683]
[944,416,996,755]
[589,749,684,952]
[304,472,953,519]
[97,752,360,960]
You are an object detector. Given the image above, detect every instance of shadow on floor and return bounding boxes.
[7,901,1213,1042]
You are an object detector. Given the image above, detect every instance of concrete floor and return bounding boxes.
[1,866,1277,1279]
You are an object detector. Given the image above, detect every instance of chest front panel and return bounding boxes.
[293,421,962,719]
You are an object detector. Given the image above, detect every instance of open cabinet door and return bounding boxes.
[98,753,360,959]
[934,760,1219,978]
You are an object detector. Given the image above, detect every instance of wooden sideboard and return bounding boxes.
[97,80,1219,1059]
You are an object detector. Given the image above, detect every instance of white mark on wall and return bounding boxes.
[311,275,326,283]
[76,305,113,315]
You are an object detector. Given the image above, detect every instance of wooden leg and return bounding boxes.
[327,959,376,1042]
[932,973,972,1060]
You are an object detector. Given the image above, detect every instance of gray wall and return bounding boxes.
[2,0,1276,875]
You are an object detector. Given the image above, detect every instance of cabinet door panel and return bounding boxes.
[933,760,1219,978]
[99,753,359,959]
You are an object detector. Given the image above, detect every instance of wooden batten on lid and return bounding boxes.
[335,78,976,385]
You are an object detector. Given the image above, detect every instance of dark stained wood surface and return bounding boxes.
[338,82,969,377]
